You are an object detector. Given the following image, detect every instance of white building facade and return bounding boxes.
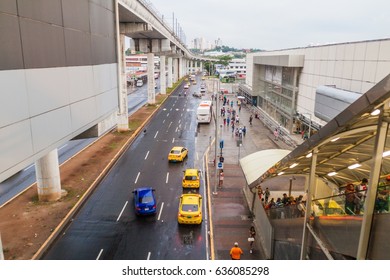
[242,39,390,136]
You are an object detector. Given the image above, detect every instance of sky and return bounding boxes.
[149,0,390,50]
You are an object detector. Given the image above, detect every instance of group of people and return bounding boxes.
[344,177,390,215]
[344,178,368,215]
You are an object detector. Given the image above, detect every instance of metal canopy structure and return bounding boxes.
[261,73,390,188]
[240,149,291,188]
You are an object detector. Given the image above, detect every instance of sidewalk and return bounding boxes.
[207,93,294,260]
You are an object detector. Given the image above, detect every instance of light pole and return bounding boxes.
[213,78,220,195]
[288,176,296,197]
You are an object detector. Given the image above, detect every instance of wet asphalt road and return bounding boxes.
[43,76,209,260]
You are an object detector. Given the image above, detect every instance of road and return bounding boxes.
[42,74,211,260]
[0,81,158,207]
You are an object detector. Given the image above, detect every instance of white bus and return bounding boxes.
[196,100,213,124]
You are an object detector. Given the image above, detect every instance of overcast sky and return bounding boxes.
[150,0,390,50]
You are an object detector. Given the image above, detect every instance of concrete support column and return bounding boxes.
[172,58,178,83]
[167,57,173,88]
[179,57,183,79]
[183,58,187,76]
[160,55,167,94]
[35,149,62,202]
[116,23,129,132]
[200,62,203,72]
[191,60,195,73]
[147,52,155,104]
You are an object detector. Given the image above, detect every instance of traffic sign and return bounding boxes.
[217,162,224,169]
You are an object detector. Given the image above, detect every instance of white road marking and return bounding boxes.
[167,113,169,117]
[154,131,159,139]
[135,172,140,184]
[168,121,172,129]
[175,127,178,132]
[147,252,151,260]
[172,138,175,143]
[117,201,128,222]
[157,202,164,221]
[196,152,199,161]
[96,249,103,260]
[145,151,150,160]
[166,172,169,184]
[163,119,165,123]
[178,119,181,124]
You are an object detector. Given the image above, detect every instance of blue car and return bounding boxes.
[132,187,157,215]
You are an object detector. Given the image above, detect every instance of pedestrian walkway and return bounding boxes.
[207,93,295,260]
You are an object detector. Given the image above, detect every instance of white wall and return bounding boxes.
[0,63,118,182]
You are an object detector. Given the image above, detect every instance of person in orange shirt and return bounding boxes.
[230,242,244,260]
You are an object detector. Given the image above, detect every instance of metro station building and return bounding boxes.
[240,39,390,139]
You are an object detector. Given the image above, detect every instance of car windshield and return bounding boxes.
[139,191,153,204]
[182,204,198,212]
[171,150,180,154]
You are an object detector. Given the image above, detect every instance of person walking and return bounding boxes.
[230,242,244,260]
[264,187,270,204]
[249,115,253,126]
[249,226,256,253]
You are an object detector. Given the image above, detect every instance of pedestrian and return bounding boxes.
[257,185,263,200]
[344,183,356,215]
[264,187,270,204]
[231,122,235,133]
[273,128,279,141]
[223,118,226,126]
[230,242,244,260]
[227,117,230,126]
[219,171,224,187]
[249,115,253,126]
[243,126,246,137]
[249,226,256,253]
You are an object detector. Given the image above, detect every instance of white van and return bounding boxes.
[136,80,143,87]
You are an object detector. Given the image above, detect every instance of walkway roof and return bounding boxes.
[254,74,390,188]
[239,149,291,189]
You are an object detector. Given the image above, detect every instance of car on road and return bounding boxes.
[132,187,157,215]
[193,91,202,98]
[192,80,197,85]
[184,83,189,89]
[200,87,206,93]
[178,194,202,224]
[182,168,200,188]
[136,80,143,87]
[168,146,188,162]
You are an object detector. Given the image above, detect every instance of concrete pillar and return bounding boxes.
[147,52,155,104]
[160,55,166,94]
[179,57,183,79]
[117,33,129,132]
[167,57,173,88]
[172,58,178,83]
[35,149,62,202]
[200,61,203,73]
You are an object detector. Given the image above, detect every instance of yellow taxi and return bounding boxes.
[182,169,200,188]
[168,146,188,162]
[177,194,202,224]
[192,80,197,85]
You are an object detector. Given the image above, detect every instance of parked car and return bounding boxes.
[132,187,157,215]
[178,194,202,224]
[136,80,143,87]
[182,169,200,188]
[168,146,188,162]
